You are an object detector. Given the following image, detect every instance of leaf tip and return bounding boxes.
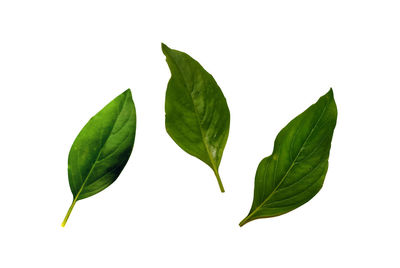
[161,43,170,54]
[321,88,335,103]
[327,88,334,97]
[121,89,133,102]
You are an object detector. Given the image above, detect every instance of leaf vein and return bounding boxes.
[246,99,329,219]
[73,93,129,199]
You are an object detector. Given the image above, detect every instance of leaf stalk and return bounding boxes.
[239,217,250,227]
[213,169,225,193]
[61,198,78,227]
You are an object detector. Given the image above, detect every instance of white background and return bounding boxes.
[0,0,399,267]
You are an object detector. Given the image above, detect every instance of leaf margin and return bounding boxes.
[240,89,337,226]
[62,88,136,227]
[162,43,230,192]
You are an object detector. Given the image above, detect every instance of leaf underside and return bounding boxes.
[240,89,337,226]
[162,43,230,192]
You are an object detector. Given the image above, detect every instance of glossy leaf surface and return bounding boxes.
[162,44,230,192]
[62,89,136,226]
[240,89,337,226]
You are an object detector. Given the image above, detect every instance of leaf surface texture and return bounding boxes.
[62,89,136,226]
[240,89,337,226]
[162,44,230,192]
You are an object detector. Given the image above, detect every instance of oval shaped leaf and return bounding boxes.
[240,89,337,226]
[162,44,230,192]
[62,89,136,227]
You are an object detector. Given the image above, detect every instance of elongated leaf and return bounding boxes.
[240,89,337,226]
[162,44,230,192]
[62,89,136,227]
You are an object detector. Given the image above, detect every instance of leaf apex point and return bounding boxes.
[161,43,170,52]
[323,88,334,99]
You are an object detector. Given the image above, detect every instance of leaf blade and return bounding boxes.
[162,44,230,192]
[63,89,136,226]
[240,89,337,226]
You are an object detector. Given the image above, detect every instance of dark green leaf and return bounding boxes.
[240,89,337,226]
[62,89,136,227]
[162,44,230,192]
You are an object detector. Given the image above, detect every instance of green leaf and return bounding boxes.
[62,89,136,227]
[240,89,337,226]
[162,43,230,192]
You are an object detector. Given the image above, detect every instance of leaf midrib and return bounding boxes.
[245,101,329,221]
[73,93,129,201]
[167,55,219,173]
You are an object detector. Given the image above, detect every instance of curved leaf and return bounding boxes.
[62,89,136,227]
[162,44,230,192]
[240,89,337,226]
